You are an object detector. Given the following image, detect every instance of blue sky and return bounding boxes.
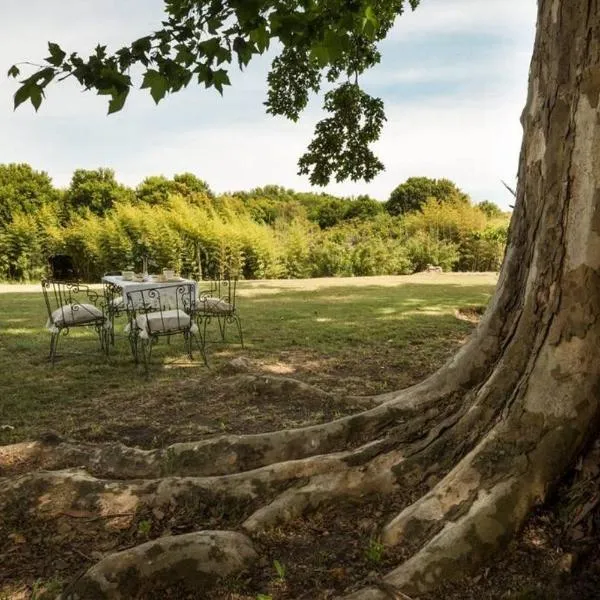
[1,0,536,209]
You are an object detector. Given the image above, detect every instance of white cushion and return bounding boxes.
[135,309,191,334]
[110,296,124,308]
[50,303,103,326]
[200,297,233,314]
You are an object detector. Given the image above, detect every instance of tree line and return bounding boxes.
[0,163,510,281]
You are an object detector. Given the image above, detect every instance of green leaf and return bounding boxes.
[29,84,43,111]
[212,69,230,95]
[309,44,329,67]
[132,36,152,53]
[175,45,195,66]
[46,42,66,67]
[215,47,232,66]
[95,44,108,59]
[233,38,254,67]
[198,37,221,59]
[31,67,56,86]
[108,89,129,114]
[322,30,345,62]
[206,16,222,34]
[7,65,20,78]
[14,83,33,110]
[273,559,286,580]
[362,5,379,39]
[141,70,169,104]
[249,26,270,54]
[14,81,44,111]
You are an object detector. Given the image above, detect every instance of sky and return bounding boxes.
[0,0,537,209]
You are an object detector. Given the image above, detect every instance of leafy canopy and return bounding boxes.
[9,0,419,186]
[0,163,59,227]
[64,168,133,217]
[386,177,468,216]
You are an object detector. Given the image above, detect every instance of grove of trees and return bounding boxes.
[0,165,508,281]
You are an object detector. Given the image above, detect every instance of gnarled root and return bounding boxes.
[344,405,594,599]
[59,530,257,600]
[0,374,456,481]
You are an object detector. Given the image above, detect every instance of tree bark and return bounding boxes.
[2,1,600,598]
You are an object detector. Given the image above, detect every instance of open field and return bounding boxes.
[2,273,599,600]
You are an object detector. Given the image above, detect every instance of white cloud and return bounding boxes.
[391,0,537,39]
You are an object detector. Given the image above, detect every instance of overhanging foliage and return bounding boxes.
[9,0,420,186]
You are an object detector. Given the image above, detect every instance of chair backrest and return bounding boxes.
[203,277,238,309]
[201,256,239,309]
[125,283,195,335]
[48,255,77,281]
[41,278,103,325]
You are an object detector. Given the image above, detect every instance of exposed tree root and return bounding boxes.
[2,380,596,599]
[0,373,461,480]
[59,530,257,600]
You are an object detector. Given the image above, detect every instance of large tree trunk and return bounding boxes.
[2,1,600,598]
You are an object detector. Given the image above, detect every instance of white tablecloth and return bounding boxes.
[102,275,198,306]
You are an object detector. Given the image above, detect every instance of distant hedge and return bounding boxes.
[0,165,510,281]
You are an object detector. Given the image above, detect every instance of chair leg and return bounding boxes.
[103,327,111,356]
[217,316,226,341]
[106,310,115,346]
[129,333,139,364]
[110,314,116,346]
[198,339,209,367]
[234,314,244,348]
[184,331,193,360]
[192,324,209,367]
[49,331,59,365]
[141,338,151,376]
[203,317,209,346]
[96,324,106,355]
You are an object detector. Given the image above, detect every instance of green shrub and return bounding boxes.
[405,231,460,272]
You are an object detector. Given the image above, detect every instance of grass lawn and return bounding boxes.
[0,273,496,448]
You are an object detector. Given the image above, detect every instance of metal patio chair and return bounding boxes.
[194,272,244,347]
[42,278,108,364]
[125,283,207,373]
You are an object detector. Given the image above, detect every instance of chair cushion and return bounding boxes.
[135,309,191,334]
[110,296,124,308]
[200,297,233,315]
[50,303,103,327]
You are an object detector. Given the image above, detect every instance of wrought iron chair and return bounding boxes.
[195,273,244,347]
[41,278,109,364]
[125,283,207,373]
[102,271,124,345]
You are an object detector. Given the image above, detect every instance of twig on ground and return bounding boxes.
[59,511,134,522]
[71,547,93,561]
